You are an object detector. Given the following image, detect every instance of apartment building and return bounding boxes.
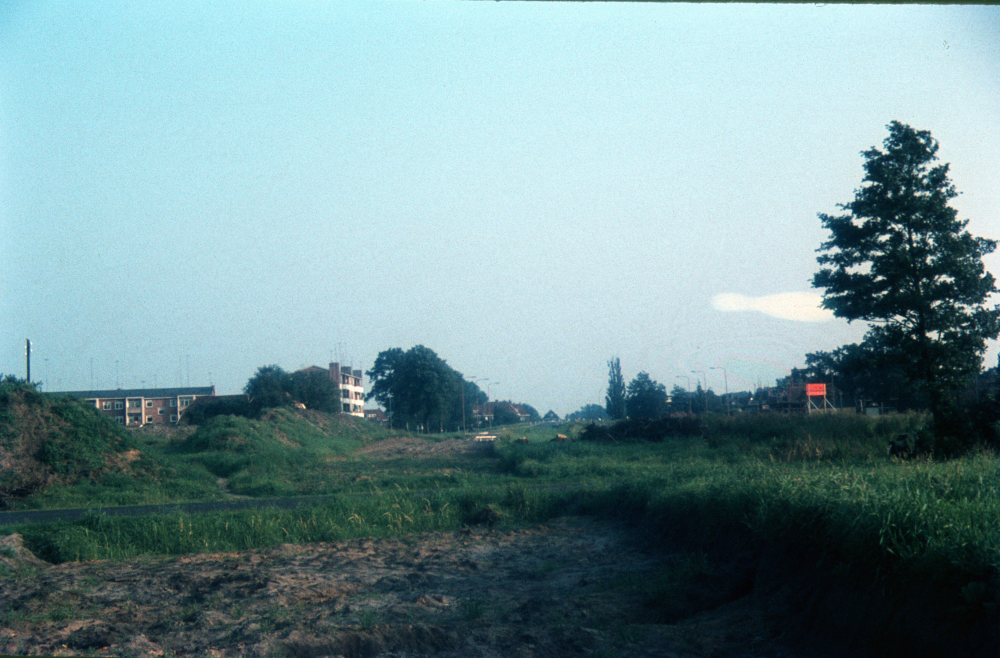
[56,386,215,427]
[296,362,365,417]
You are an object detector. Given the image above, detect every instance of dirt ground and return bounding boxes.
[0,436,814,658]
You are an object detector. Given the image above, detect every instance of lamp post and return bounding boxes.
[676,375,691,413]
[691,370,708,413]
[710,366,730,415]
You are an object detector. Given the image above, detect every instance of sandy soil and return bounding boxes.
[0,436,811,658]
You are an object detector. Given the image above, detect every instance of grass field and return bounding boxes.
[5,411,998,598]
[3,408,998,655]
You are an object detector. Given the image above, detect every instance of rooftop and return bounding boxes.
[50,386,216,399]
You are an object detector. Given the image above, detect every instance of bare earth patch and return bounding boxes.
[352,436,494,458]
[0,517,809,658]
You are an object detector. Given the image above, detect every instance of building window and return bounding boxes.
[116,416,125,424]
[129,399,141,408]
[115,401,124,410]
[146,416,154,423]
[180,398,191,407]
[170,399,177,407]
[158,408,166,415]
[103,401,111,410]
[146,400,153,408]
[129,414,141,424]
[170,415,178,423]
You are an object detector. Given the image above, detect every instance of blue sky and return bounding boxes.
[2,2,999,415]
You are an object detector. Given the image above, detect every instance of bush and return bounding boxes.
[579,415,703,443]
[933,397,1000,457]
[182,395,252,424]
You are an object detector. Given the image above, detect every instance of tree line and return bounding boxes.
[601,358,729,420]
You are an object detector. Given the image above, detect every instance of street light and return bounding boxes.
[691,370,708,413]
[710,366,730,415]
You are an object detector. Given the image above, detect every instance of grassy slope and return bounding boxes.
[4,407,394,510]
[0,383,158,508]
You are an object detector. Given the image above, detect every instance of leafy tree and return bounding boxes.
[813,122,1000,432]
[605,357,626,420]
[244,365,293,415]
[566,403,608,422]
[625,372,668,420]
[667,384,692,414]
[289,369,340,413]
[366,346,484,432]
[518,403,541,423]
[491,401,521,426]
[366,347,405,427]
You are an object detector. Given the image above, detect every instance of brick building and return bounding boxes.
[56,386,216,427]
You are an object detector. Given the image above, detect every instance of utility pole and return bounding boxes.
[25,339,31,382]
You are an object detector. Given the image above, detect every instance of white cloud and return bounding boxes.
[711,292,834,322]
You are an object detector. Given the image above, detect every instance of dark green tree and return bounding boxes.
[566,403,608,421]
[289,369,341,413]
[813,122,1000,431]
[518,403,541,423]
[366,348,405,425]
[805,344,921,411]
[244,365,293,415]
[667,384,692,414]
[366,346,483,432]
[605,357,626,420]
[625,372,668,420]
[491,401,521,426]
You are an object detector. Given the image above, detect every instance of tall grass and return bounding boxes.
[13,484,565,563]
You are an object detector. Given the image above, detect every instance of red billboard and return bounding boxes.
[806,383,827,397]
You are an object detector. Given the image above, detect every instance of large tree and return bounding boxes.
[244,364,293,415]
[289,369,341,413]
[812,121,1000,429]
[605,357,626,420]
[566,403,608,422]
[366,346,483,432]
[625,372,668,420]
